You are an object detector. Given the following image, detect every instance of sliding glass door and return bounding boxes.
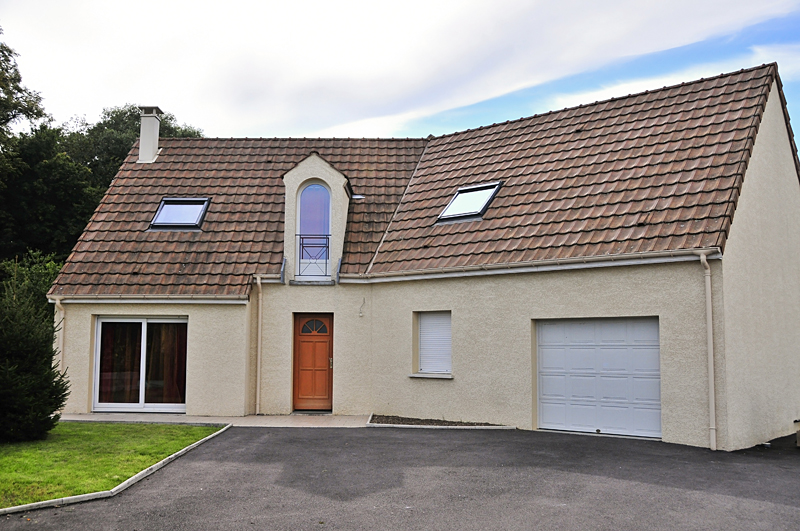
[94,318,187,412]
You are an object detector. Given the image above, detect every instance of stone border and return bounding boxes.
[366,413,515,430]
[0,424,231,516]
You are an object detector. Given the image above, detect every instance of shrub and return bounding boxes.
[0,251,68,442]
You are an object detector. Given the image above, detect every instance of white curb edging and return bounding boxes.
[0,424,231,516]
[366,419,516,430]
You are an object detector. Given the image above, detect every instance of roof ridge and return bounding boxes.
[159,136,428,142]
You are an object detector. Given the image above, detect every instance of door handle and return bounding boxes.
[329,358,333,369]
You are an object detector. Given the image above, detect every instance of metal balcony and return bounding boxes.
[296,234,330,277]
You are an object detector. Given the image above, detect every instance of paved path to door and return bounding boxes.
[4,428,799,530]
[60,412,370,428]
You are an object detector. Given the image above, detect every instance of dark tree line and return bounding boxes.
[0,106,202,262]
[0,27,201,441]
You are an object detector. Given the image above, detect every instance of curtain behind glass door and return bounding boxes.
[99,322,142,403]
[145,323,187,404]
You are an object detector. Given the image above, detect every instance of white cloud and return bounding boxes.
[2,0,799,137]
[751,43,800,80]
[545,44,800,113]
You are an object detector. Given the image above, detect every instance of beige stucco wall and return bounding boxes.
[256,261,715,448]
[719,81,800,450]
[57,302,251,417]
[258,282,374,415]
[57,261,721,447]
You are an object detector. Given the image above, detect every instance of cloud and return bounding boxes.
[543,44,800,113]
[751,43,800,80]
[2,0,799,137]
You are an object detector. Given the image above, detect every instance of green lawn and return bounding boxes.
[0,422,220,509]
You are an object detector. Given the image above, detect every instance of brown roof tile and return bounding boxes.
[367,64,786,274]
[51,64,796,295]
[50,138,426,296]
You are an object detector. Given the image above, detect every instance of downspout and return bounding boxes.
[52,296,65,371]
[696,251,717,451]
[255,277,263,415]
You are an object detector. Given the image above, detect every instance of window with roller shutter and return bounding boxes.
[418,312,452,374]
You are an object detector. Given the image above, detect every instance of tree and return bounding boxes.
[0,30,203,261]
[0,125,102,261]
[0,251,69,442]
[0,27,45,139]
[65,104,203,189]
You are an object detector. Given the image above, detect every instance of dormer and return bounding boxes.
[282,153,351,283]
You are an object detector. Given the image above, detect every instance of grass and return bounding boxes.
[0,422,220,509]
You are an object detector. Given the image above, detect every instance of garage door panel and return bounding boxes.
[633,377,660,403]
[538,317,661,438]
[598,404,631,432]
[567,348,596,371]
[630,319,659,344]
[598,376,629,401]
[538,323,566,345]
[567,403,597,430]
[566,322,595,343]
[567,375,596,399]
[599,347,629,372]
[540,402,567,428]
[540,374,567,399]
[539,347,567,371]
[598,321,627,343]
[633,407,661,437]
[632,347,660,372]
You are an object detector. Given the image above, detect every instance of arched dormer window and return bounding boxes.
[297,183,331,277]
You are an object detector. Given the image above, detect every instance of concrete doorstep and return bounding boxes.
[60,412,370,428]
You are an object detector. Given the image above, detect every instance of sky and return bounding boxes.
[2,0,800,139]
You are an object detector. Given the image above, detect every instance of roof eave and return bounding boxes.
[340,247,723,284]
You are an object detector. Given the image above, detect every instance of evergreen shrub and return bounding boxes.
[0,252,68,442]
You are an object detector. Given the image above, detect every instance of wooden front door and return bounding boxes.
[293,314,333,410]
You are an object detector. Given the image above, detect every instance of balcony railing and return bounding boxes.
[296,234,330,277]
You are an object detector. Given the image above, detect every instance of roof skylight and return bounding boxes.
[439,182,501,220]
[151,198,210,230]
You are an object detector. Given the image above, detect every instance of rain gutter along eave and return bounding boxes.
[46,294,251,305]
[339,248,723,284]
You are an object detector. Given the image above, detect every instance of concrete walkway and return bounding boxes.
[60,412,370,428]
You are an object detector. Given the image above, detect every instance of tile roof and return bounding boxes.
[50,63,796,296]
[50,138,427,297]
[366,63,791,274]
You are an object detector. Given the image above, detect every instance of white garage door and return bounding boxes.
[537,318,661,438]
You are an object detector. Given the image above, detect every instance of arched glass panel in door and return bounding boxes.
[301,319,328,334]
[297,184,331,276]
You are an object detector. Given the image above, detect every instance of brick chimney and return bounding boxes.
[137,106,163,163]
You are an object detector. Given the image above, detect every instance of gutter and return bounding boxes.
[47,294,251,305]
[340,248,723,283]
[695,250,718,451]
[255,276,263,416]
[51,296,65,370]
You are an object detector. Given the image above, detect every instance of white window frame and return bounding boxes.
[439,182,501,220]
[150,197,210,230]
[296,181,332,280]
[93,317,188,413]
[415,311,453,377]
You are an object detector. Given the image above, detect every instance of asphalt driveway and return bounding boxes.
[4,427,799,530]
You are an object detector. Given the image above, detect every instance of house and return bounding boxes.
[48,63,800,450]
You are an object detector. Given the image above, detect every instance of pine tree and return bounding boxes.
[0,253,68,442]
